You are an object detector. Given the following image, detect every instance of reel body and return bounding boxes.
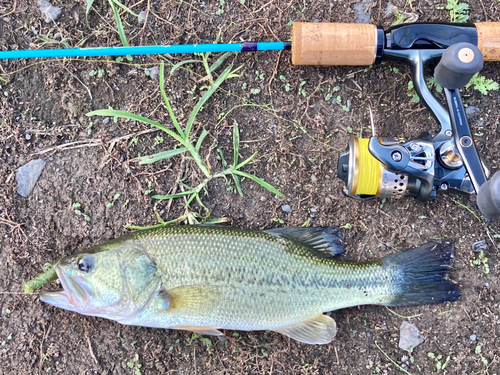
[337,27,500,218]
[338,135,475,201]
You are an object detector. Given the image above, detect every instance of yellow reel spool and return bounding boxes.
[350,138,382,196]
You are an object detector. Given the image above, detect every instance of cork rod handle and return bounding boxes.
[291,23,378,66]
[474,23,500,61]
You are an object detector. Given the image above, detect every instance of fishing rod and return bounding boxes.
[2,22,500,219]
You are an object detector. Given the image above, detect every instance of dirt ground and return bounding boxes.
[1,0,500,374]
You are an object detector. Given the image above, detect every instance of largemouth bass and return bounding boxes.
[38,225,460,344]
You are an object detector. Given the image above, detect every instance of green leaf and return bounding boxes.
[152,191,194,200]
[232,123,240,168]
[160,62,185,137]
[108,0,128,47]
[138,148,187,164]
[235,151,258,170]
[231,173,243,196]
[195,130,209,152]
[209,52,230,73]
[169,59,200,77]
[217,148,228,168]
[110,0,139,17]
[185,65,233,140]
[86,109,186,145]
[85,0,96,28]
[232,170,284,197]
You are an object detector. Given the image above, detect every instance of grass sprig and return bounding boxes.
[88,57,283,225]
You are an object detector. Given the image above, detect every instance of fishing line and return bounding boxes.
[352,138,381,196]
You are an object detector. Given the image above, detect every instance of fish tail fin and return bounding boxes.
[383,241,461,306]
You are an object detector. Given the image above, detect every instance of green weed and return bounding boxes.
[428,352,451,371]
[88,59,283,224]
[465,73,499,95]
[86,0,139,46]
[445,0,469,23]
[470,250,490,274]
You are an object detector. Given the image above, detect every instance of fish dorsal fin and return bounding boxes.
[265,226,345,257]
[170,326,223,336]
[274,314,337,345]
[162,285,221,312]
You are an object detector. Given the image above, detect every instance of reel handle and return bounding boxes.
[291,22,500,66]
[477,172,500,220]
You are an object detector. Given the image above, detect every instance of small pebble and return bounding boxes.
[103,117,110,125]
[378,244,387,252]
[281,204,291,213]
[347,99,352,109]
[325,197,332,205]
[38,0,62,23]
[401,355,409,362]
[472,240,487,253]
[54,32,62,41]
[16,159,46,197]
[25,134,31,140]
[470,334,477,341]
[465,106,480,117]
[310,208,317,213]
[48,157,54,161]
[311,174,318,183]
[138,10,147,25]
[148,66,160,80]
[399,321,425,351]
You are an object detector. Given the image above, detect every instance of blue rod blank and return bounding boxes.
[0,42,287,60]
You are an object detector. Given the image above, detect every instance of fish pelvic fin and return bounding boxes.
[274,314,337,345]
[170,326,223,336]
[265,226,345,257]
[383,241,461,306]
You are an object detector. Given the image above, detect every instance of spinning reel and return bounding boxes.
[334,24,500,219]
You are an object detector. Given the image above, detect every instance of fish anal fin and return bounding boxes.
[265,226,345,257]
[274,314,337,345]
[171,325,223,336]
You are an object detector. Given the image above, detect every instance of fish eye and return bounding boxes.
[77,256,93,273]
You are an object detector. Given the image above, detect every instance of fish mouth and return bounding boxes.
[39,265,89,312]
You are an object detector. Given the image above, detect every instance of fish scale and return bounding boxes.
[39,225,460,344]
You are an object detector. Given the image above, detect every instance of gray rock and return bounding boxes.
[311,174,318,183]
[472,240,487,253]
[16,159,46,197]
[325,197,332,205]
[25,134,31,140]
[399,321,425,351]
[281,204,291,213]
[138,10,147,25]
[148,66,160,80]
[38,0,62,23]
[470,334,477,341]
[354,0,373,24]
[103,117,110,125]
[465,106,480,117]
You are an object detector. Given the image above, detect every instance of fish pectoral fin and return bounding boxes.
[171,325,223,336]
[274,314,337,345]
[165,285,221,312]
